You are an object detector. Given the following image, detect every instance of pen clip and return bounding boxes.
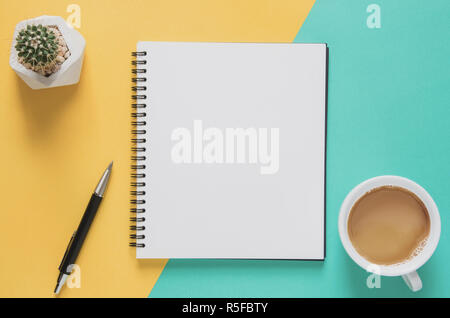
[58,231,76,271]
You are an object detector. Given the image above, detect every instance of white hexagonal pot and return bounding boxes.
[9,15,85,90]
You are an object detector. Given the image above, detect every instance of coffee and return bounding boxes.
[348,186,430,265]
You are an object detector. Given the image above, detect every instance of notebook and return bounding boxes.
[130,42,327,259]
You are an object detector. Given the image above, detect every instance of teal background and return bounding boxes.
[149,0,450,297]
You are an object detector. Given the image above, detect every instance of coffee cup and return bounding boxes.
[338,176,441,292]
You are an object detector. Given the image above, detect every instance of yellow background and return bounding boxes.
[0,0,314,297]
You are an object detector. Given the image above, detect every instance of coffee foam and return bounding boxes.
[390,236,428,266]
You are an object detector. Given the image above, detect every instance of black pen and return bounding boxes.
[54,162,113,294]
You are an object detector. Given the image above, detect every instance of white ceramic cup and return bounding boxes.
[338,176,441,292]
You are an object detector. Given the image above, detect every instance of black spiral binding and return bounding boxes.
[130,51,147,248]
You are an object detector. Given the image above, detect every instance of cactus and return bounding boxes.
[15,24,59,70]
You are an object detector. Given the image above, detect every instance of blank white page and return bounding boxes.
[135,42,326,259]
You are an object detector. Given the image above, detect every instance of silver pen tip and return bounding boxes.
[54,282,62,295]
[94,162,113,196]
[54,273,68,295]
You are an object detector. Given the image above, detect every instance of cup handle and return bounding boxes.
[402,271,422,292]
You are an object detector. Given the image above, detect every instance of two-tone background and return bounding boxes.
[0,0,449,297]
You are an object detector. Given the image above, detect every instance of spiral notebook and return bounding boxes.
[131,42,327,259]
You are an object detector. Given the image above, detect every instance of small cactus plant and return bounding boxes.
[15,25,58,69]
[15,24,70,76]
